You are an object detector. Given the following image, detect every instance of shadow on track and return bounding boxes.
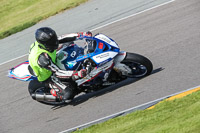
[51,67,164,110]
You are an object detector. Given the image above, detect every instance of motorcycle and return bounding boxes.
[8,33,153,105]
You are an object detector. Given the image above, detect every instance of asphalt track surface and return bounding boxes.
[0,0,170,64]
[0,0,200,132]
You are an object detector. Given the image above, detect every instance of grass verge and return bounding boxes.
[75,91,200,133]
[0,0,88,39]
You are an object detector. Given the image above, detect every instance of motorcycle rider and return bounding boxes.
[28,27,92,103]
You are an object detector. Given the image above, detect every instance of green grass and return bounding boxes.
[75,91,200,133]
[0,0,88,39]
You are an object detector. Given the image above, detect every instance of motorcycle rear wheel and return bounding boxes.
[122,52,153,78]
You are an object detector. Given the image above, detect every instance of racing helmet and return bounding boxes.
[35,27,59,52]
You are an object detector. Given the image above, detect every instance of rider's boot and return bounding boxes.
[49,76,74,103]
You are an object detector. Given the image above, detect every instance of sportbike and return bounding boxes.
[8,33,153,105]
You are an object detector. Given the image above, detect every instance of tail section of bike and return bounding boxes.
[8,61,37,81]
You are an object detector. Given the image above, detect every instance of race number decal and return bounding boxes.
[71,51,76,58]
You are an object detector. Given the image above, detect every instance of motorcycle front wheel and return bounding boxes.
[122,52,153,78]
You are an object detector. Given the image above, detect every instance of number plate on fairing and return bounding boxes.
[56,44,84,70]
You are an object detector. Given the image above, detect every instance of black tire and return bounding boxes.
[122,52,153,78]
[28,80,45,95]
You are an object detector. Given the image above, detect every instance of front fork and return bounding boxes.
[113,51,132,76]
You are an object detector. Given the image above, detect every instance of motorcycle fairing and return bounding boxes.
[94,34,119,49]
[56,44,84,70]
[76,60,114,86]
[8,61,36,81]
[91,51,118,64]
[8,34,121,86]
[89,34,120,65]
[56,34,120,70]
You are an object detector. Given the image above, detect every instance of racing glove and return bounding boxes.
[72,69,87,80]
[77,31,92,39]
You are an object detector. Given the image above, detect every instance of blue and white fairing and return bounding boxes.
[56,44,85,70]
[8,34,120,82]
[91,34,120,64]
[56,34,120,70]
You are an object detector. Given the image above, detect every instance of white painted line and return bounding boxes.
[0,0,175,67]
[60,84,200,133]
[91,0,175,31]
[59,99,161,133]
[0,54,28,66]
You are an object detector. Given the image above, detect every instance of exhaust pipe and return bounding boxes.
[32,93,57,102]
